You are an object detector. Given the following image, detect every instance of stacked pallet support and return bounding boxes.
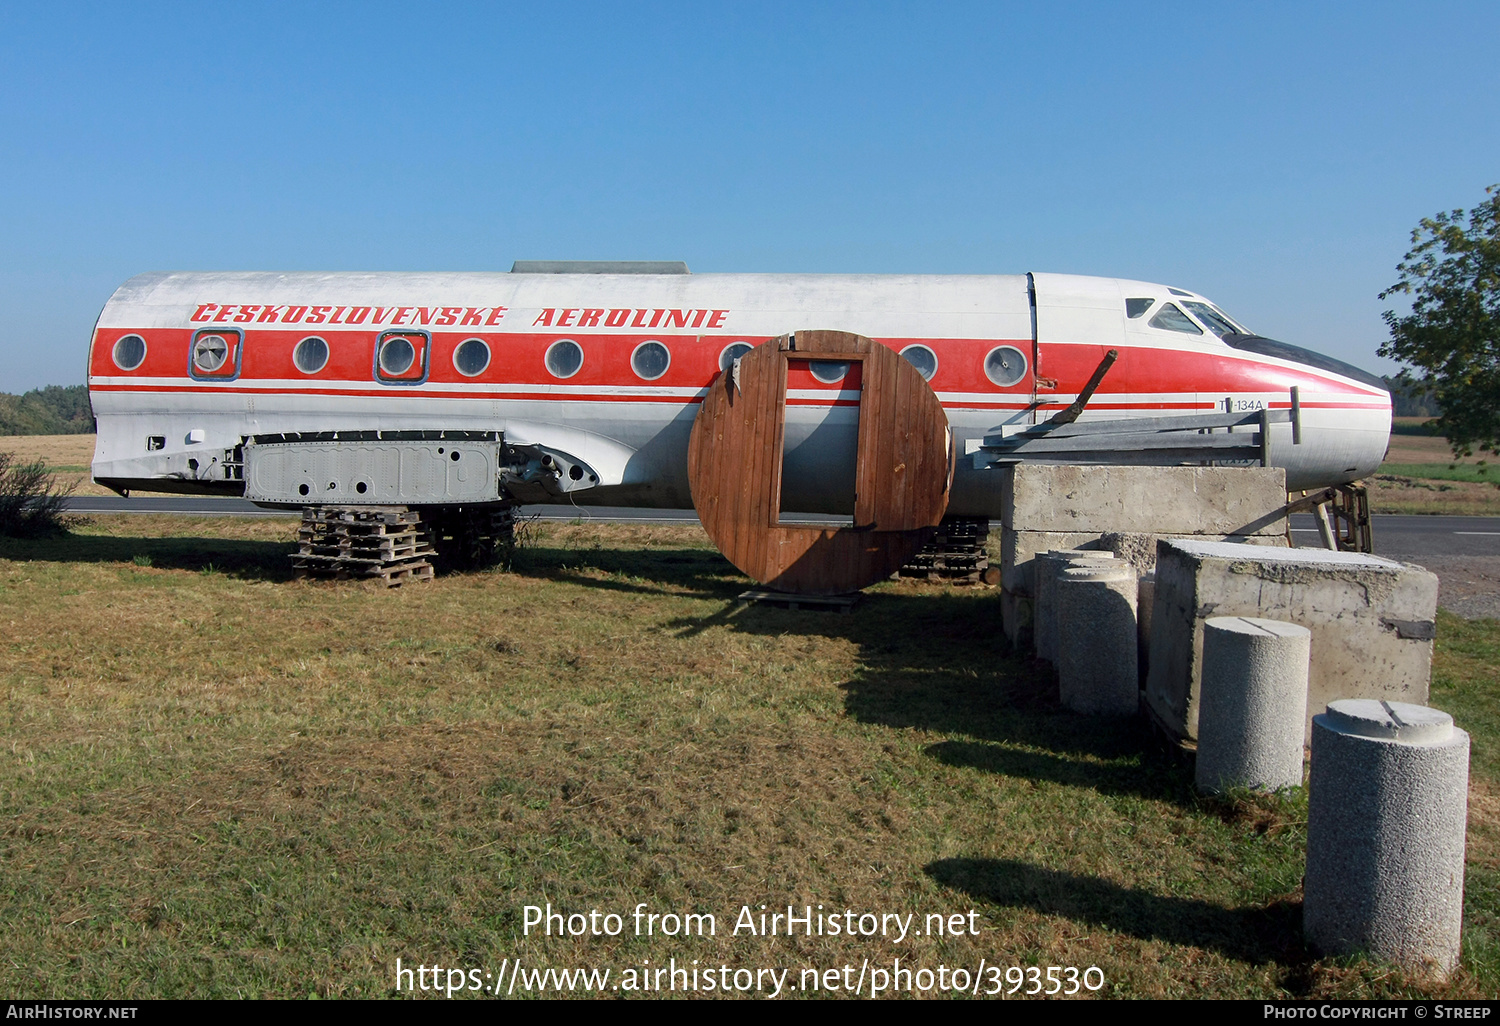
[294,506,436,586]
[899,517,997,584]
[425,503,517,570]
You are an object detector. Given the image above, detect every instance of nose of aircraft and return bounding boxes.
[1222,333,1390,394]
[1219,333,1391,490]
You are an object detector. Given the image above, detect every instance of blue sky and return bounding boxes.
[2,1,1496,391]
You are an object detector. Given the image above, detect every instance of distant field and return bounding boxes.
[1372,422,1500,514]
[1365,474,1500,516]
[1382,463,1497,484]
[1391,417,1441,437]
[0,434,112,497]
[0,515,1494,999]
[1385,423,1489,468]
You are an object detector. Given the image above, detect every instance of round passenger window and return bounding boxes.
[719,342,753,371]
[545,339,583,379]
[809,360,849,384]
[453,338,491,377]
[112,334,147,371]
[900,344,938,381]
[984,345,1028,387]
[293,336,329,374]
[631,340,670,380]
[379,336,416,376]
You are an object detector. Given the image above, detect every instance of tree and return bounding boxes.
[1379,185,1500,457]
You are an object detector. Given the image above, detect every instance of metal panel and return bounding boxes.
[244,438,502,504]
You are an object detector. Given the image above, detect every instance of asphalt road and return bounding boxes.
[63,496,1500,557]
[1287,513,1500,557]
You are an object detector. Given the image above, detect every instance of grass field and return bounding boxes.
[1,515,1495,999]
[1363,475,1500,516]
[1380,464,1498,485]
[1360,419,1500,515]
[0,434,112,498]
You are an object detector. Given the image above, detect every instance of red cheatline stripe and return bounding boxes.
[87,384,1388,412]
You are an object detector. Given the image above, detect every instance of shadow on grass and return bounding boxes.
[656,585,1187,779]
[513,545,747,599]
[0,532,296,581]
[927,857,1307,970]
[923,738,1190,802]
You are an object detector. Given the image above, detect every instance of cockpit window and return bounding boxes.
[1148,303,1203,334]
[1125,298,1155,318]
[1183,301,1244,339]
[1212,304,1248,334]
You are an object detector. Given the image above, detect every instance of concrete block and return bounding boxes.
[1056,563,1139,715]
[1001,589,1033,650]
[1145,540,1439,745]
[1001,464,1288,535]
[1194,617,1311,794]
[1000,528,1287,645]
[1035,550,1117,664]
[1304,700,1469,979]
[1101,531,1288,576]
[1137,573,1156,670]
[1134,573,1158,660]
[1000,529,1102,593]
[999,530,1101,645]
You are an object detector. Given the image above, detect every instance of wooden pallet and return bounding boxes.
[293,505,436,586]
[905,553,987,570]
[301,506,422,527]
[298,522,424,539]
[298,535,434,558]
[297,546,436,565]
[426,504,517,569]
[903,567,984,584]
[737,588,861,613]
[899,516,993,583]
[295,558,435,587]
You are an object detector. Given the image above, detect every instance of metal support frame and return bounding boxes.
[978,386,1304,469]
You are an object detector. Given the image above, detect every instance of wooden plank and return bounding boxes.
[689,331,950,595]
[738,589,861,613]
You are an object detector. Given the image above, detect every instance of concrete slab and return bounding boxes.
[1001,465,1288,535]
[1101,531,1287,576]
[1145,540,1439,744]
[1000,527,1287,645]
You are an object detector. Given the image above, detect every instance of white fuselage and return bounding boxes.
[87,270,1392,512]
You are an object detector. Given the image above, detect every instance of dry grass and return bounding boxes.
[1385,419,1487,466]
[0,434,113,497]
[0,515,1495,999]
[1369,421,1500,515]
[1365,475,1500,516]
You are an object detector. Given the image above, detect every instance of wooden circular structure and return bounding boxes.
[688,330,953,595]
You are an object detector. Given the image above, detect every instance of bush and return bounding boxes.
[0,453,75,537]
